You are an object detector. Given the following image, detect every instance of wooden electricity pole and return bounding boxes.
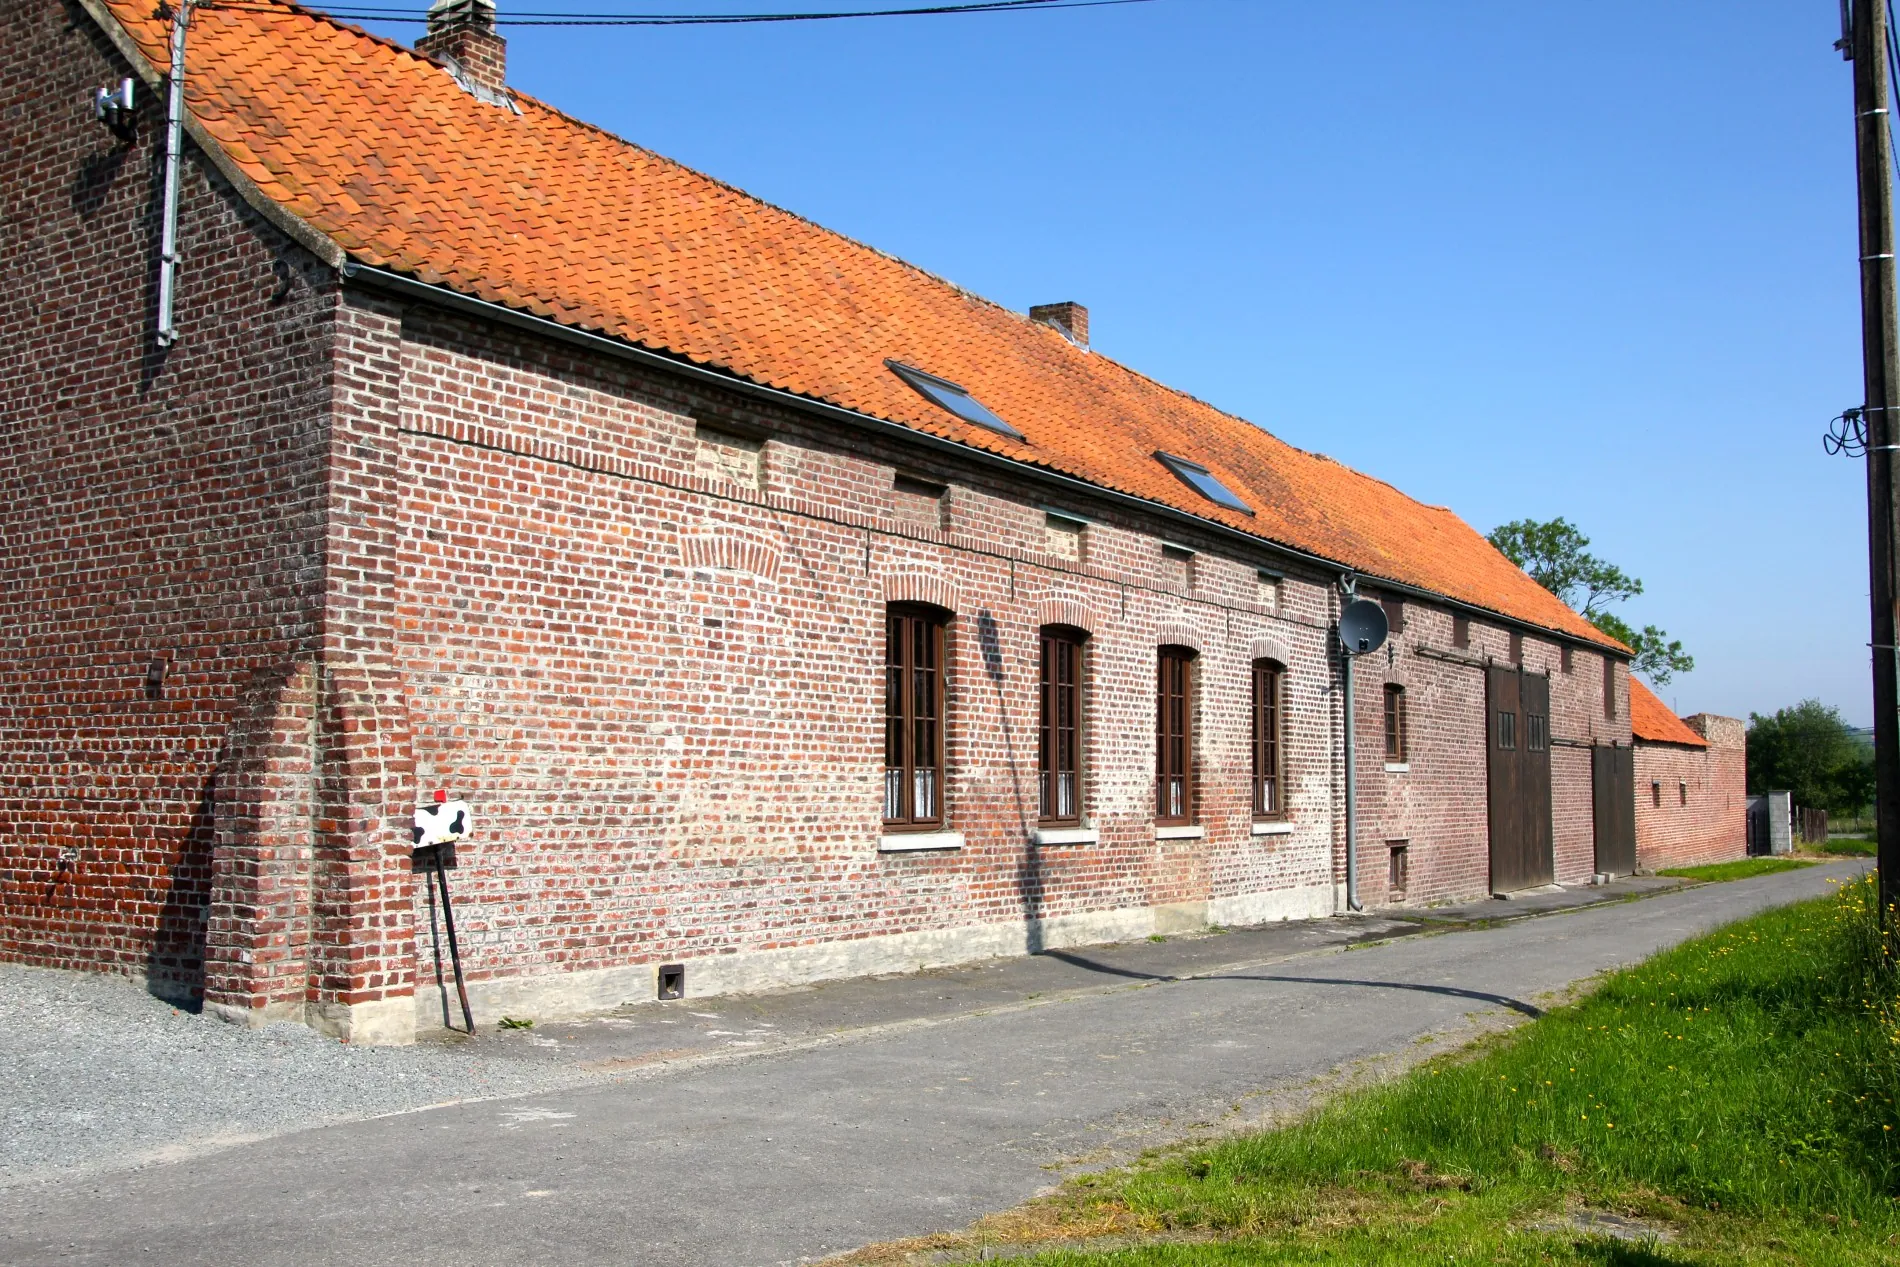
[1849,0,1900,915]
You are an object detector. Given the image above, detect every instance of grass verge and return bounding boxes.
[1818,838,1878,858]
[1656,858,1817,883]
[863,876,1900,1266]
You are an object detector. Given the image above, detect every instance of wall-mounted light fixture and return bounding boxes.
[93,78,136,142]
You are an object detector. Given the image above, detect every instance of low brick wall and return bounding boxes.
[1635,714,1746,871]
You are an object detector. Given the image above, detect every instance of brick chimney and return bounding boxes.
[1030,301,1088,347]
[418,0,507,98]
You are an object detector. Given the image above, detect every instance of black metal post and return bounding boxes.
[433,862,476,1034]
[1850,0,1900,919]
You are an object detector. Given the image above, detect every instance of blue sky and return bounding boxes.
[366,0,1868,724]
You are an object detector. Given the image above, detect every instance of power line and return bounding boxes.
[198,0,1158,25]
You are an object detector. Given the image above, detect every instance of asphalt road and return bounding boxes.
[0,863,1857,1267]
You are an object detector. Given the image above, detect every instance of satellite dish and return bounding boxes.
[1339,599,1389,656]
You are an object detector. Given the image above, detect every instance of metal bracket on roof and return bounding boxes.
[439,56,520,112]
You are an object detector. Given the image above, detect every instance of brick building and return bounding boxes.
[1630,679,1747,871]
[4,0,1640,1043]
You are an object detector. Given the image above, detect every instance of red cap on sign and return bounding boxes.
[434,789,449,803]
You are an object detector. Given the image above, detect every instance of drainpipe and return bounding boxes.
[157,0,193,347]
[1340,573,1363,913]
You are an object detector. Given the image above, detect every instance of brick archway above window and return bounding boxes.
[1035,598,1099,634]
[1249,636,1291,666]
[679,531,781,582]
[883,572,958,613]
[1155,621,1203,654]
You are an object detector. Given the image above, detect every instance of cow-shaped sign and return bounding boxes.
[414,789,472,845]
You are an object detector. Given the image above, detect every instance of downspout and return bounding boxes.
[1339,573,1363,913]
[157,0,192,347]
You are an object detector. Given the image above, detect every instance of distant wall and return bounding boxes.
[1634,714,1746,870]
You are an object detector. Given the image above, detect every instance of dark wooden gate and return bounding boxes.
[1486,665,1554,892]
[1591,745,1636,877]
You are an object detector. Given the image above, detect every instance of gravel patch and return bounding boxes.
[0,963,598,1189]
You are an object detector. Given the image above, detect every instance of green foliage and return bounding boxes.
[1487,518,1692,686]
[1748,699,1876,813]
[1655,857,1815,882]
[993,880,1900,1265]
[1822,837,1878,857]
[1587,611,1696,688]
[1487,517,1643,618]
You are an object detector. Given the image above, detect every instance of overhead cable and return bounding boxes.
[195,0,1158,25]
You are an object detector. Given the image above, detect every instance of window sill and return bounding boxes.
[1251,821,1294,836]
[1033,826,1099,846]
[1384,762,1411,773]
[1155,824,1204,841]
[878,830,964,853]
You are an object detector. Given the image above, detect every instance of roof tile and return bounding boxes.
[1630,678,1707,747]
[99,0,1620,648]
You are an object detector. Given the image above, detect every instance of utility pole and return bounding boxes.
[1848,0,1900,916]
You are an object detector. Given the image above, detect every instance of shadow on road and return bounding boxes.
[1036,949,1543,1017]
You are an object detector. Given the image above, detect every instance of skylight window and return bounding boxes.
[886,360,1024,441]
[1155,451,1253,515]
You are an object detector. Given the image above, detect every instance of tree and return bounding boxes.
[1747,699,1875,814]
[1487,517,1695,685]
[1587,612,1697,689]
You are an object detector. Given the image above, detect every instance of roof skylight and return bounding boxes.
[886,360,1024,441]
[1155,451,1253,515]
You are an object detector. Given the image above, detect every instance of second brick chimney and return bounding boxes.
[1030,301,1088,348]
[418,0,507,99]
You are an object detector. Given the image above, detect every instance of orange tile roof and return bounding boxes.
[96,0,1620,650]
[1629,678,1706,747]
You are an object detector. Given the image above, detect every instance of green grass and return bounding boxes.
[1656,858,1817,883]
[935,876,1900,1266]
[1820,838,1878,858]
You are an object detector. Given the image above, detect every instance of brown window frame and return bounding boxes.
[884,605,948,831]
[1039,627,1086,826]
[1155,646,1196,826]
[1380,597,1405,636]
[1508,631,1524,663]
[1452,614,1470,650]
[1560,645,1573,674]
[1383,682,1408,763]
[1251,659,1286,819]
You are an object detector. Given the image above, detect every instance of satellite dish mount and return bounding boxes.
[1336,594,1389,915]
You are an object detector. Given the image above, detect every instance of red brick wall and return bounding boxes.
[381,309,1628,994]
[0,3,333,999]
[1350,601,1627,907]
[1635,714,1746,870]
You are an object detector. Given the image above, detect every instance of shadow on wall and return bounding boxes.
[977,609,1048,954]
[143,770,215,1010]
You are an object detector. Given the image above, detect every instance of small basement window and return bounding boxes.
[1155,452,1253,515]
[886,360,1024,440]
[1257,569,1282,612]
[893,473,947,531]
[1044,511,1085,562]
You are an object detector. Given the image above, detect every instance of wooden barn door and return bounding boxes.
[1592,745,1636,876]
[1487,665,1555,892]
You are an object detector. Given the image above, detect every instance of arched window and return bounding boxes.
[1384,683,1408,763]
[1252,659,1286,818]
[885,605,947,829]
[1038,627,1086,825]
[1155,646,1196,825]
